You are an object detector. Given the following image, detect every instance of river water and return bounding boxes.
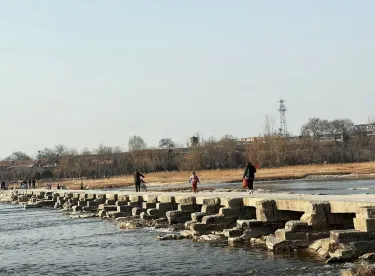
[0,204,349,276]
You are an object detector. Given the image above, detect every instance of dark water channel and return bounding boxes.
[0,204,349,276]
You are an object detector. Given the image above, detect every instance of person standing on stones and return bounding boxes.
[189,172,200,194]
[28,179,32,189]
[133,169,145,192]
[243,161,257,194]
[32,178,36,189]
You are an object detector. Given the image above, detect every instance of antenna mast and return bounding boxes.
[278,99,288,137]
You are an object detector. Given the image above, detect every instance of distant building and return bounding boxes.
[354,124,375,136]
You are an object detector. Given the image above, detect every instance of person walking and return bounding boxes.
[243,161,257,194]
[133,169,145,192]
[189,172,200,194]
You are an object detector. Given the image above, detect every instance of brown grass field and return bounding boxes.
[47,162,375,189]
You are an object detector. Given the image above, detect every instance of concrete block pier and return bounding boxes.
[7,190,375,264]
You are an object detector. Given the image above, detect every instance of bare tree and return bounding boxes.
[158,138,175,149]
[301,118,329,138]
[263,115,278,137]
[128,135,147,152]
[4,151,31,161]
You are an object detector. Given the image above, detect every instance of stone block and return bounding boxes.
[77,200,85,207]
[354,218,375,232]
[285,220,309,232]
[158,195,175,203]
[168,215,192,224]
[156,202,174,212]
[98,210,107,218]
[87,194,96,199]
[82,206,98,212]
[256,200,276,222]
[117,205,133,213]
[301,202,330,229]
[223,228,243,238]
[202,215,237,225]
[106,193,118,200]
[147,208,165,216]
[191,212,206,222]
[356,206,375,219]
[129,195,141,202]
[221,197,243,208]
[237,219,264,229]
[175,196,196,205]
[72,205,82,212]
[190,222,230,234]
[132,207,146,216]
[201,205,220,215]
[128,201,141,207]
[140,212,159,220]
[200,198,220,206]
[178,204,200,212]
[94,198,106,205]
[219,207,242,217]
[87,201,98,207]
[106,199,116,205]
[330,230,371,243]
[143,195,158,203]
[142,202,156,209]
[96,194,106,200]
[108,211,130,219]
[275,229,309,241]
[116,200,128,206]
[103,205,117,212]
[266,236,311,253]
[185,220,194,229]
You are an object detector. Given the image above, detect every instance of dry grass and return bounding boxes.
[41,162,375,190]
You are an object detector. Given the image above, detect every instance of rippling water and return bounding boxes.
[0,204,348,276]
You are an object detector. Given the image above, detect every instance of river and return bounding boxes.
[0,204,349,276]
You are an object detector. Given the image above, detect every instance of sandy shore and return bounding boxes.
[14,162,375,190]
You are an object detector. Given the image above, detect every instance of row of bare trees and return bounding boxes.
[1,116,375,181]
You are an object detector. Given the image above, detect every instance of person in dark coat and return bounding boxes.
[243,161,257,194]
[32,178,36,189]
[133,169,145,192]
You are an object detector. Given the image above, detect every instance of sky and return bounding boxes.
[0,0,374,158]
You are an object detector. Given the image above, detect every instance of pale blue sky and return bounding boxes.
[0,0,374,157]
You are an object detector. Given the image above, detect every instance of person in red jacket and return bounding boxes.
[189,172,200,194]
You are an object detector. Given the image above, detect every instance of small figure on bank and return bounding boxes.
[189,172,200,194]
[80,182,84,190]
[133,169,145,192]
[243,161,257,194]
[28,179,32,189]
[32,178,36,189]
[85,185,89,190]
[56,184,60,190]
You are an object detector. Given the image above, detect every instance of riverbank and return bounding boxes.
[35,162,375,190]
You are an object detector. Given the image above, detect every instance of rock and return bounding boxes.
[285,220,309,232]
[168,223,185,231]
[191,212,206,222]
[223,227,243,238]
[156,234,184,240]
[194,234,223,243]
[180,230,195,239]
[359,252,375,262]
[308,238,330,259]
[228,237,243,246]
